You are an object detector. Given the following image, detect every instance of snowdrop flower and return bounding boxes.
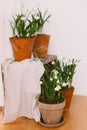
[51,61,55,65]
[62,58,68,65]
[67,82,70,86]
[62,83,67,87]
[54,86,61,91]
[40,81,42,85]
[54,70,58,75]
[50,78,53,81]
[67,61,72,65]
[54,75,57,79]
[69,72,72,75]
[52,69,58,74]
[33,13,39,20]
[57,79,60,83]
[21,16,26,21]
[52,69,55,73]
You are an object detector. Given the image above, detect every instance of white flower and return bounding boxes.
[62,83,67,87]
[50,78,53,81]
[52,70,58,80]
[69,72,72,75]
[21,16,26,21]
[57,80,59,83]
[67,82,70,86]
[52,69,57,73]
[51,61,55,65]
[54,70,58,75]
[54,86,61,91]
[52,69,55,73]
[67,61,72,65]
[33,13,39,20]
[62,58,68,65]
[54,75,57,79]
[40,81,42,85]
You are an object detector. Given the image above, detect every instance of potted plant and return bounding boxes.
[58,58,79,112]
[38,60,66,124]
[43,58,79,112]
[9,10,37,61]
[32,8,51,58]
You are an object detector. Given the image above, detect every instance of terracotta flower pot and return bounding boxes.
[10,37,35,61]
[62,86,74,113]
[33,34,50,58]
[38,99,66,124]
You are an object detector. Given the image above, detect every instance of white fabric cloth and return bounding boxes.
[2,58,44,123]
[0,64,4,106]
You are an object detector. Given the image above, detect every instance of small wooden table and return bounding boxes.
[0,95,87,130]
[40,55,57,64]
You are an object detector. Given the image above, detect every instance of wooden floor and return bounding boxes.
[0,95,87,130]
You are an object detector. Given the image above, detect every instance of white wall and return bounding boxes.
[0,0,22,62]
[22,0,87,96]
[1,0,87,95]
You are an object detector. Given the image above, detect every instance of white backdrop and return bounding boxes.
[0,0,22,63]
[0,0,87,95]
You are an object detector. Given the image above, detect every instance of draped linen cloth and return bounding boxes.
[2,58,44,123]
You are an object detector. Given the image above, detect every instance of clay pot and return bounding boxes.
[10,37,35,61]
[62,86,74,113]
[38,99,66,124]
[33,34,50,58]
